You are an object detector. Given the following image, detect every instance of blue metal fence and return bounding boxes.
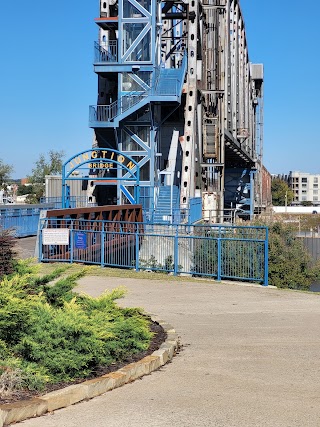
[94,40,117,63]
[40,197,97,209]
[39,220,268,285]
[189,197,202,224]
[0,204,55,237]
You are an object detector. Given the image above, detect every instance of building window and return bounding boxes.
[302,190,307,194]
[314,177,318,183]
[302,184,307,188]
[314,184,318,188]
[314,190,318,195]
[313,196,318,201]
[302,196,307,201]
[301,178,308,183]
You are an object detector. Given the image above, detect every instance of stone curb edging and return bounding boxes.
[0,317,179,427]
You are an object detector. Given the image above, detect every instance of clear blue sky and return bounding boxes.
[241,0,320,175]
[0,0,319,178]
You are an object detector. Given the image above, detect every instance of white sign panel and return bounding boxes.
[42,229,70,245]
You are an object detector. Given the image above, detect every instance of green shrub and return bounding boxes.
[12,259,38,276]
[0,358,50,392]
[0,277,32,345]
[43,270,87,307]
[0,228,16,278]
[267,222,319,290]
[0,339,11,359]
[192,222,320,290]
[15,300,110,382]
[139,255,182,272]
[0,266,153,393]
[192,238,217,276]
[139,255,162,269]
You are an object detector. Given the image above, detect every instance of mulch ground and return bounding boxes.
[0,320,166,405]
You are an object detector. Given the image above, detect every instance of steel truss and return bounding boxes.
[89,0,264,222]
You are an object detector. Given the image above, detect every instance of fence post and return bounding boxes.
[101,230,105,267]
[217,236,221,281]
[38,224,42,262]
[263,227,269,286]
[70,227,73,264]
[174,226,179,276]
[135,229,140,272]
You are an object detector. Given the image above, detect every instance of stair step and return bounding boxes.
[154,185,180,224]
[160,70,181,76]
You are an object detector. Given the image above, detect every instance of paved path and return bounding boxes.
[15,236,37,259]
[17,275,320,427]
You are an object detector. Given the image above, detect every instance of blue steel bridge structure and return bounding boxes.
[86,0,264,222]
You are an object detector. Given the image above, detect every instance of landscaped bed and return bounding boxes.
[0,261,165,403]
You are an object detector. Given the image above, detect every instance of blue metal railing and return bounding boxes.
[153,79,180,96]
[189,197,202,224]
[40,197,97,209]
[145,208,187,225]
[153,53,187,93]
[90,53,187,125]
[94,40,117,63]
[39,219,268,285]
[89,79,182,124]
[0,204,55,237]
[90,92,148,123]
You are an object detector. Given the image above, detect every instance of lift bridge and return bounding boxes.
[86,0,264,223]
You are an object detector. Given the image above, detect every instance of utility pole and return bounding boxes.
[285,190,288,212]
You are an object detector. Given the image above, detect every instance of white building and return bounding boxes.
[288,171,320,205]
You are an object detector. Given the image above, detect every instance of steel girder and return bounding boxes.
[186,0,264,217]
[90,0,264,219]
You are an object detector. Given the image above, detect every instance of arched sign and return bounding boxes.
[62,148,140,208]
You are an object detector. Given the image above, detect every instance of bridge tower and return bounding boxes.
[88,0,264,222]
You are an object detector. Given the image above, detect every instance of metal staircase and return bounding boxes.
[154,185,180,224]
[89,92,149,128]
[89,55,187,128]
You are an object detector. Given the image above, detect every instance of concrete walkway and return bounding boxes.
[15,236,37,260]
[16,275,320,427]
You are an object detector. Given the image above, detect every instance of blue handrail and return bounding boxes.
[94,40,117,63]
[89,53,188,124]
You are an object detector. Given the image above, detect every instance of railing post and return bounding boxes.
[70,222,73,263]
[135,229,140,272]
[62,178,66,209]
[263,227,269,286]
[101,230,105,267]
[39,220,43,262]
[174,226,179,276]
[217,233,222,281]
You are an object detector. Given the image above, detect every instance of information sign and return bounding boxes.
[42,229,70,245]
[75,232,87,249]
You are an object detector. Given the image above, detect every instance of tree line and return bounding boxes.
[0,151,65,203]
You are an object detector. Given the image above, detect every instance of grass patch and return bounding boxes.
[38,262,196,282]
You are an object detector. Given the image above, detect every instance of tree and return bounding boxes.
[0,159,13,186]
[267,222,320,290]
[17,184,32,196]
[301,200,313,207]
[0,228,17,278]
[25,185,45,204]
[26,150,65,203]
[271,178,294,206]
[28,150,65,184]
